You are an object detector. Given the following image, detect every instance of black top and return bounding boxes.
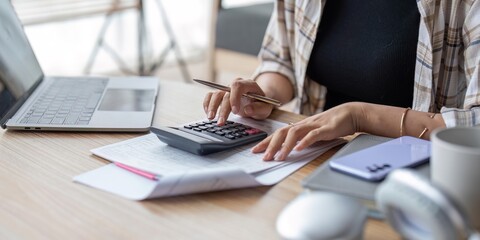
[306,0,420,110]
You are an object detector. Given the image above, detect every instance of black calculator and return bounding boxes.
[150,120,268,155]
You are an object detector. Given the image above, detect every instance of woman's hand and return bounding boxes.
[252,102,366,161]
[203,78,274,125]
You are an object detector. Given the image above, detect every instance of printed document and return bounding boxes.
[74,116,345,200]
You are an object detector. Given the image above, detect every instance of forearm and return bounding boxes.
[359,103,446,139]
[254,72,294,104]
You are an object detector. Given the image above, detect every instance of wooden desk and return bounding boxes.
[0,80,399,239]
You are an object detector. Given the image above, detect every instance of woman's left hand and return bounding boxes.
[252,102,366,161]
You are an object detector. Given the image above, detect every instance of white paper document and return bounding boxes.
[74,116,345,200]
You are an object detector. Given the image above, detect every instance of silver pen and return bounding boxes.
[193,79,282,107]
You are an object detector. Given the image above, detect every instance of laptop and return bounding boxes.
[0,1,158,132]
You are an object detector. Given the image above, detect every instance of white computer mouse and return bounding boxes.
[276,191,368,240]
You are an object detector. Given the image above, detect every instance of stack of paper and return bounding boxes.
[74,116,344,200]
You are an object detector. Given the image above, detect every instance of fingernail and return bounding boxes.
[276,151,286,161]
[232,106,238,114]
[208,111,214,119]
[218,117,225,125]
[244,106,253,115]
[263,152,272,161]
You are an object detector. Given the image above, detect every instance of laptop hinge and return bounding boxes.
[1,77,43,129]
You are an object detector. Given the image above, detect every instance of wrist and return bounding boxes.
[349,102,369,133]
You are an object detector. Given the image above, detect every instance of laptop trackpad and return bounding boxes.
[98,89,155,112]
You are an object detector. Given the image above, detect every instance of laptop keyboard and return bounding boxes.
[19,78,108,125]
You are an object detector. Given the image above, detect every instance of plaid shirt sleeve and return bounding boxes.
[251,1,297,94]
[440,1,480,127]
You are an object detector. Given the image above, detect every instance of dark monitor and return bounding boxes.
[0,1,43,121]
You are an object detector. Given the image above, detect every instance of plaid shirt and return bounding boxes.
[253,0,480,127]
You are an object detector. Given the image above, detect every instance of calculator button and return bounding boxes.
[193,127,202,132]
[198,126,208,130]
[222,129,234,134]
[245,128,261,135]
[233,133,243,138]
[184,125,193,129]
[225,134,236,139]
[215,131,225,136]
[206,128,216,133]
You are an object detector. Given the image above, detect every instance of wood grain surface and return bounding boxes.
[0,80,400,239]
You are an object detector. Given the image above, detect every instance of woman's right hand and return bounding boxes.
[203,78,274,125]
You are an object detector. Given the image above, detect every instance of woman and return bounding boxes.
[204,0,480,161]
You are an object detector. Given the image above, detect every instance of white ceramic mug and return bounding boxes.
[431,127,480,231]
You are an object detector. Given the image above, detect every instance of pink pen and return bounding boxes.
[114,162,158,181]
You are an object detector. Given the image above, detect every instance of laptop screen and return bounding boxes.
[0,1,43,121]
